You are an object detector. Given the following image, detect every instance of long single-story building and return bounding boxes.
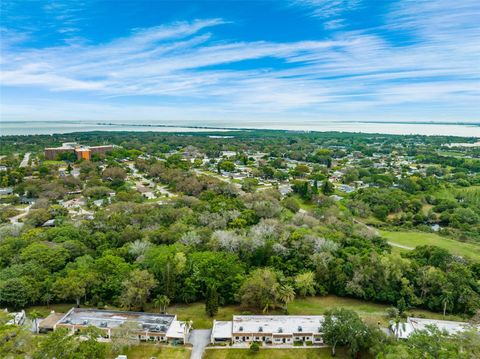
[211,315,325,345]
[391,317,478,339]
[51,308,189,343]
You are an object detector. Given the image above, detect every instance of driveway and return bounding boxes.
[188,329,211,359]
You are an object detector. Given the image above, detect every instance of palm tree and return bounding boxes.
[153,295,171,314]
[294,271,316,297]
[440,290,454,318]
[128,240,151,259]
[276,284,295,310]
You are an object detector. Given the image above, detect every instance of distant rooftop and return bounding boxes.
[392,317,478,339]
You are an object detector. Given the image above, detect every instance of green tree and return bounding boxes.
[33,327,106,359]
[218,160,236,172]
[110,321,140,354]
[276,284,295,310]
[322,308,373,357]
[237,268,279,312]
[294,271,316,297]
[205,285,219,317]
[153,294,171,314]
[120,269,157,310]
[321,180,335,195]
[0,310,34,357]
[0,277,37,309]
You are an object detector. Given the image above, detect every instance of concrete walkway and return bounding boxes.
[188,329,211,359]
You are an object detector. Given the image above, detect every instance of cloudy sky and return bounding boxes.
[1,0,479,126]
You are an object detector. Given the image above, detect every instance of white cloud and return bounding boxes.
[1,1,479,124]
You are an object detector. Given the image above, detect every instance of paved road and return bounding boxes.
[188,329,211,359]
[10,204,32,225]
[20,152,30,168]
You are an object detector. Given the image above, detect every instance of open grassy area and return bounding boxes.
[203,347,347,359]
[42,160,66,166]
[288,295,464,325]
[381,230,480,261]
[153,302,240,329]
[108,344,190,359]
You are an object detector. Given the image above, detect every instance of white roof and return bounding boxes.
[166,320,186,339]
[212,320,233,339]
[409,317,473,335]
[232,315,324,335]
[392,317,476,339]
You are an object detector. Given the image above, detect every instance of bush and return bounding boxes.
[249,341,260,353]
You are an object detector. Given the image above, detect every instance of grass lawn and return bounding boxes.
[203,347,348,359]
[26,303,76,317]
[42,160,66,166]
[109,344,190,359]
[146,302,240,329]
[380,230,480,261]
[288,295,463,325]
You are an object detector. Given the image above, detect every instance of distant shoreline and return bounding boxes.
[1,120,479,137]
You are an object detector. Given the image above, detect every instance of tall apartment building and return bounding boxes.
[44,143,113,160]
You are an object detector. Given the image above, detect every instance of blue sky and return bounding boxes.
[1,0,479,126]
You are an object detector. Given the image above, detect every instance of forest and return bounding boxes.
[1,130,480,358]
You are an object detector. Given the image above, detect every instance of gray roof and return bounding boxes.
[57,308,175,333]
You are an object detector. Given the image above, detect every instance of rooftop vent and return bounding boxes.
[239,326,243,332]
[259,327,263,332]
[82,320,89,325]
[100,321,108,327]
[278,328,283,333]
[298,326,302,332]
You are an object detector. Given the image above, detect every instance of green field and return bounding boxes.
[381,230,480,261]
[204,347,347,359]
[287,295,463,326]
[108,344,190,359]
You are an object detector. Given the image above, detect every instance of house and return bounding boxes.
[211,315,325,345]
[391,317,478,339]
[278,184,292,197]
[0,187,13,195]
[42,219,56,227]
[52,308,189,344]
[338,184,355,193]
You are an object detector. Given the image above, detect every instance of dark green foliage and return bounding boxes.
[205,285,219,317]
